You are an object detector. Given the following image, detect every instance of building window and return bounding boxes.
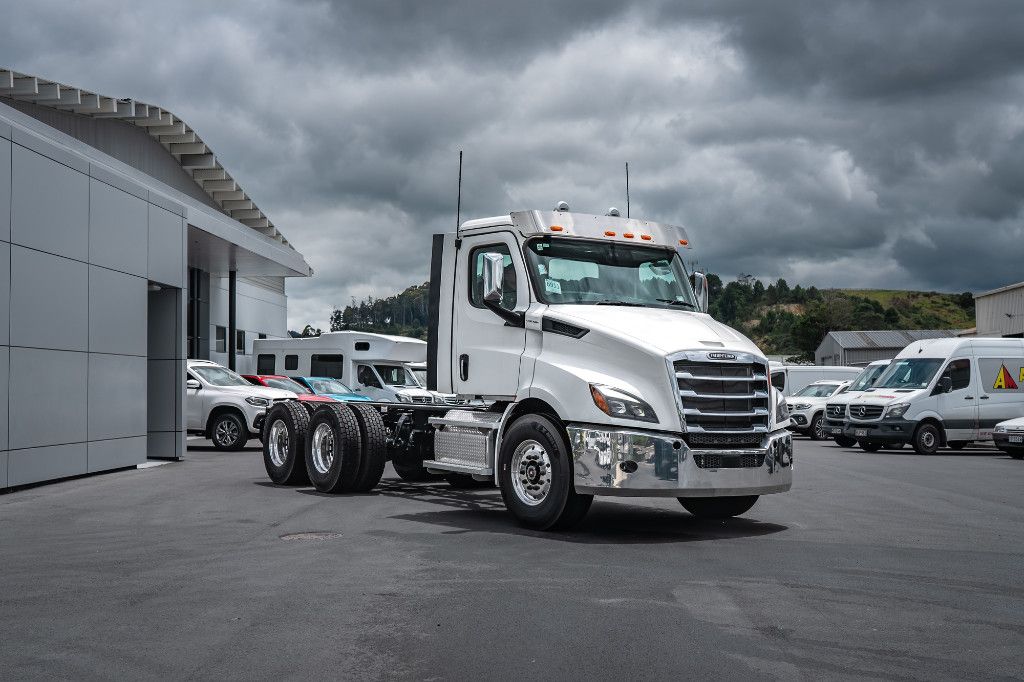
[236,330,246,353]
[215,326,226,353]
[257,354,276,374]
[258,333,267,340]
[311,354,344,379]
[285,355,298,371]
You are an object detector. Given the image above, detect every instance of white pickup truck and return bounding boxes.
[260,206,793,530]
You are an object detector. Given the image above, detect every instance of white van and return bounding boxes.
[843,338,1024,454]
[770,362,861,396]
[822,359,891,447]
[252,331,436,404]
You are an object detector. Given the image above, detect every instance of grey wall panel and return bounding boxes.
[148,287,180,360]
[89,179,148,277]
[9,347,87,449]
[10,246,88,352]
[89,353,146,440]
[88,436,146,473]
[146,430,177,459]
[0,138,10,242]
[10,144,89,261]
[0,451,7,489]
[89,266,146,356]
[147,359,178,433]
[0,242,8,346]
[149,205,184,287]
[8,442,87,486]
[0,346,7,453]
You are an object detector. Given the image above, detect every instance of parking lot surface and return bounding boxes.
[2,438,1023,680]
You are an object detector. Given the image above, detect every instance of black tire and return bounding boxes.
[304,404,362,493]
[889,442,905,450]
[347,404,387,492]
[392,461,438,481]
[834,435,857,448]
[443,473,493,489]
[262,402,310,485]
[947,440,967,451]
[679,495,758,519]
[859,440,882,452]
[912,422,942,455]
[497,414,592,531]
[1009,450,1024,460]
[211,411,248,451]
[809,414,826,440]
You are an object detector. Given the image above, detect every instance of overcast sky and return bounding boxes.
[5,0,1024,329]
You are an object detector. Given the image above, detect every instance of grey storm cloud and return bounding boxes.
[3,0,1024,329]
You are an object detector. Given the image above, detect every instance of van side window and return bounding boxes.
[357,365,382,388]
[469,244,517,311]
[946,359,971,391]
[257,354,275,374]
[771,372,785,392]
[311,354,344,379]
[285,355,298,371]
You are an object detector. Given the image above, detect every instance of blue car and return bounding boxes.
[293,376,373,403]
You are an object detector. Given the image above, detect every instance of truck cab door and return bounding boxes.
[934,357,976,441]
[453,232,529,399]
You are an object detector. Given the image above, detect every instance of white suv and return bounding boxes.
[786,379,852,440]
[186,359,296,450]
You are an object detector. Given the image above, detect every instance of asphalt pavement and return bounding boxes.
[2,437,1023,680]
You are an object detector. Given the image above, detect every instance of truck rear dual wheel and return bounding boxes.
[263,402,310,485]
[678,495,758,519]
[498,414,592,531]
[304,403,388,494]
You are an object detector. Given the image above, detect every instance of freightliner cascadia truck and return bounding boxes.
[261,205,793,530]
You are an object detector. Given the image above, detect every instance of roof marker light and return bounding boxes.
[679,239,689,246]
[623,232,635,239]
[640,234,652,241]
[550,225,564,232]
[604,230,616,237]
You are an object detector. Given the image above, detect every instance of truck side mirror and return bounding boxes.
[690,271,709,313]
[186,379,201,390]
[936,375,952,394]
[481,252,505,304]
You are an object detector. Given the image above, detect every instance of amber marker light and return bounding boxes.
[623,232,635,238]
[549,225,564,232]
[640,234,652,241]
[590,385,610,414]
[604,230,616,236]
[679,239,689,246]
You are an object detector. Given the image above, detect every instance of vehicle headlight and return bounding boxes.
[396,393,412,403]
[884,402,911,419]
[994,425,1007,433]
[245,396,271,407]
[792,403,811,411]
[589,384,658,423]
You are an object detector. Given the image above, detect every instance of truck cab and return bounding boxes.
[425,207,793,527]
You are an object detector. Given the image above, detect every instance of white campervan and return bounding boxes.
[844,338,1024,454]
[252,331,436,404]
[769,362,861,396]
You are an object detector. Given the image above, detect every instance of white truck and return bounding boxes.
[260,207,793,530]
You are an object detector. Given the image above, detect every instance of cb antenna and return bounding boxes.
[625,161,630,218]
[456,150,463,230]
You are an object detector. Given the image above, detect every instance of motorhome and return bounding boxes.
[252,331,435,404]
[843,338,1024,454]
[822,359,891,447]
[769,362,861,396]
[259,206,793,530]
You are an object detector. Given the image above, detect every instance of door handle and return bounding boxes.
[980,395,990,400]
[459,354,469,381]
[964,396,974,400]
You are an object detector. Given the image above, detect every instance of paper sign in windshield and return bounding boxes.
[545,279,562,295]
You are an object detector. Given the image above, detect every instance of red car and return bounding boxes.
[242,375,335,403]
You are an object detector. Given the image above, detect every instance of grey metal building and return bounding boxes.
[815,329,960,366]
[0,68,311,489]
[974,282,1024,337]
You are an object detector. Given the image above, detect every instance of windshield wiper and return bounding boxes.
[656,298,697,309]
[595,300,646,307]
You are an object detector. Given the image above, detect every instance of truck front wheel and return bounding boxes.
[498,414,592,531]
[678,496,758,519]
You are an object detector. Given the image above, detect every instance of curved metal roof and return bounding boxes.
[0,67,295,252]
[825,329,959,349]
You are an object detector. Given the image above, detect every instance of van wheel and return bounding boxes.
[497,414,592,531]
[305,404,362,493]
[1009,449,1024,460]
[211,412,248,451]
[679,496,758,519]
[262,402,310,485]
[947,441,967,451]
[834,435,857,448]
[809,414,826,440]
[859,441,882,452]
[912,423,942,455]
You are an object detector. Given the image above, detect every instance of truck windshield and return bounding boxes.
[192,366,251,387]
[875,358,943,389]
[410,368,427,387]
[524,238,698,309]
[375,365,417,386]
[848,363,888,392]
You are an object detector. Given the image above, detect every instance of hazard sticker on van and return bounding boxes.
[993,364,1019,390]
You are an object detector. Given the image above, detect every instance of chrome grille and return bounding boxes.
[826,403,846,419]
[693,453,766,469]
[674,358,770,436]
[411,395,434,404]
[848,405,884,421]
[685,432,763,449]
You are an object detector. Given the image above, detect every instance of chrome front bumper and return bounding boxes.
[567,426,793,497]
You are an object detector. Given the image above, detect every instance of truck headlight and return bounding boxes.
[589,384,658,423]
[884,402,911,419]
[245,396,271,407]
[776,398,789,421]
[396,393,412,403]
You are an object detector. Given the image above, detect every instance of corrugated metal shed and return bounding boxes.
[975,281,1024,337]
[815,329,960,366]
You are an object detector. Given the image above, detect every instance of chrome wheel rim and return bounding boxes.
[268,419,289,467]
[511,439,552,506]
[311,423,335,475]
[215,418,240,446]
